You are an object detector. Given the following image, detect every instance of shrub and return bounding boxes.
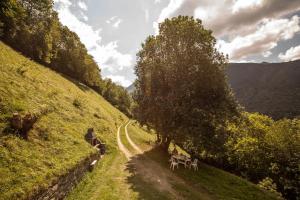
[73,98,82,109]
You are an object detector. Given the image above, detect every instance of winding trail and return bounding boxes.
[117,124,132,160]
[124,121,143,154]
[117,121,214,200]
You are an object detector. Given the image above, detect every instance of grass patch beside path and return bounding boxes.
[127,122,156,151]
[120,122,137,154]
[67,150,138,200]
[127,123,278,200]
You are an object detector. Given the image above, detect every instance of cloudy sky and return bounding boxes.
[54,0,300,87]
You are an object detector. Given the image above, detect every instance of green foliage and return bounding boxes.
[258,177,283,199]
[225,113,300,199]
[0,0,101,86]
[134,16,238,151]
[0,0,133,116]
[101,79,133,117]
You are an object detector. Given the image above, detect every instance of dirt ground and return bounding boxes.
[117,121,213,200]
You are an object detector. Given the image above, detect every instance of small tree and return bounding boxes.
[134,16,238,152]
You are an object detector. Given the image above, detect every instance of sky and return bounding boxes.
[53,0,300,87]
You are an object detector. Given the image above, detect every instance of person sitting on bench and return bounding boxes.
[86,128,97,146]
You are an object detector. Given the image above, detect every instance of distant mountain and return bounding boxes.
[227,60,300,119]
[127,60,300,119]
[126,83,135,94]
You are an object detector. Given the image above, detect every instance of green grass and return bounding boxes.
[67,150,138,200]
[67,121,172,200]
[127,122,156,151]
[120,122,137,154]
[0,42,128,200]
[127,122,279,200]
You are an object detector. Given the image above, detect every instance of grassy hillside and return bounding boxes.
[0,42,128,200]
[228,61,300,119]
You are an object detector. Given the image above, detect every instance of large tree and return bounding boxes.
[134,16,238,152]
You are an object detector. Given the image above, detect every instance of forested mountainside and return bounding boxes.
[127,60,300,119]
[227,60,300,119]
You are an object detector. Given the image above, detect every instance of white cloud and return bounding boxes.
[154,0,161,4]
[106,75,132,87]
[106,16,117,24]
[154,0,300,37]
[54,0,71,6]
[217,16,300,61]
[82,14,88,21]
[106,16,123,29]
[262,51,272,58]
[89,41,133,71]
[112,18,122,28]
[145,9,149,22]
[279,45,300,61]
[153,0,184,34]
[78,1,87,11]
[232,0,262,13]
[54,0,132,86]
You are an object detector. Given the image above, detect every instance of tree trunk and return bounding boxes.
[161,135,171,152]
[156,132,161,143]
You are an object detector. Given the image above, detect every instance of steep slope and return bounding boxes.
[227,61,300,119]
[0,42,128,200]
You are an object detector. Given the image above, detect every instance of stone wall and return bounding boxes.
[28,151,101,200]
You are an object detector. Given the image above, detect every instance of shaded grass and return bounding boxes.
[0,42,128,200]
[127,123,278,200]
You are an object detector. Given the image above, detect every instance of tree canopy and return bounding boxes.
[134,16,238,151]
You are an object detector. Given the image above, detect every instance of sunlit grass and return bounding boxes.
[0,42,128,200]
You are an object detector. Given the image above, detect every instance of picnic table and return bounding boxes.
[172,154,191,168]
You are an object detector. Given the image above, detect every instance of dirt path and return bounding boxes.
[117,124,132,160]
[117,121,214,200]
[124,121,143,154]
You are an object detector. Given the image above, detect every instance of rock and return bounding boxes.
[21,113,37,139]
[51,184,58,191]
[11,112,22,130]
